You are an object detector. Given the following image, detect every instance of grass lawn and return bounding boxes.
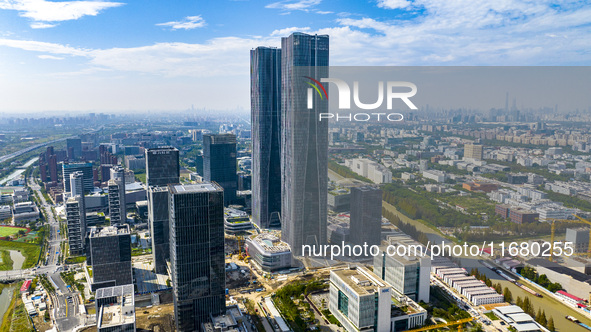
[485,312,499,321]
[0,250,14,271]
[0,226,26,238]
[0,240,41,269]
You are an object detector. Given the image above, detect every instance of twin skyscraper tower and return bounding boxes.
[251,32,330,256]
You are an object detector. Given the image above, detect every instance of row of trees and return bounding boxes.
[382,208,429,245]
[519,266,562,292]
[383,183,477,228]
[515,296,555,331]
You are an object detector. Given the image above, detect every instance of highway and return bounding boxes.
[0,136,72,165]
[50,272,83,332]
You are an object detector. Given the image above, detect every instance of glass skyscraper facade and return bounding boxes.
[146,147,180,274]
[203,134,237,206]
[87,225,132,291]
[169,183,225,332]
[148,186,170,274]
[108,166,126,225]
[251,47,282,229]
[66,138,82,160]
[62,162,93,194]
[145,147,180,187]
[281,32,329,256]
[349,186,382,246]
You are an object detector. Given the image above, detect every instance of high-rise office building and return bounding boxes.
[203,134,237,206]
[349,186,382,247]
[169,183,225,331]
[251,46,282,229]
[100,164,113,183]
[63,163,93,194]
[108,166,126,224]
[281,32,329,256]
[70,171,84,198]
[148,186,170,274]
[48,154,58,183]
[146,147,180,187]
[66,195,86,256]
[87,225,133,291]
[145,147,180,274]
[66,138,82,160]
[464,143,483,161]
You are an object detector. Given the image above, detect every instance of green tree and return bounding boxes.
[503,287,513,303]
[515,296,523,307]
[547,317,555,331]
[494,283,502,293]
[470,323,483,332]
[539,311,547,327]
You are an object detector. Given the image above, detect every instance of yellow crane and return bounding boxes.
[549,215,591,260]
[406,317,475,332]
[236,235,245,260]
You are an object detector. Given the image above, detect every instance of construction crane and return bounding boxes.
[406,317,475,332]
[549,215,591,260]
[236,235,245,260]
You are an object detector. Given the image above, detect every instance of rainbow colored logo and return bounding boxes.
[304,76,328,100]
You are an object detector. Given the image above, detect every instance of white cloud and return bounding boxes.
[376,0,412,9]
[0,38,90,56]
[315,10,333,14]
[0,0,124,26]
[270,26,310,36]
[0,0,590,82]
[156,15,206,30]
[38,54,64,60]
[30,22,57,29]
[266,0,321,11]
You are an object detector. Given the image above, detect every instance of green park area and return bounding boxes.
[0,240,41,270]
[0,226,27,238]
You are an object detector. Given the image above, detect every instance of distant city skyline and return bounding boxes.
[1,0,590,112]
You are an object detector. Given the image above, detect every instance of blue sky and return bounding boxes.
[0,0,590,113]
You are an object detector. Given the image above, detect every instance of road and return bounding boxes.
[27,176,85,331]
[0,136,72,164]
[50,272,83,332]
[0,178,63,281]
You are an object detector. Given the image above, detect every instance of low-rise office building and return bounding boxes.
[245,233,291,272]
[329,266,427,332]
[12,202,39,224]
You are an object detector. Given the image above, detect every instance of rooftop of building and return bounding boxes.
[97,284,135,329]
[146,146,178,152]
[170,183,221,194]
[332,267,388,297]
[88,225,130,238]
[248,233,291,253]
[527,257,591,283]
[328,187,350,196]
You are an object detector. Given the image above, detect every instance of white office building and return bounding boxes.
[329,267,427,332]
[422,170,447,183]
[346,158,393,184]
[373,249,430,303]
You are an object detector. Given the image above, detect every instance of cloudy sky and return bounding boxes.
[0,0,590,113]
